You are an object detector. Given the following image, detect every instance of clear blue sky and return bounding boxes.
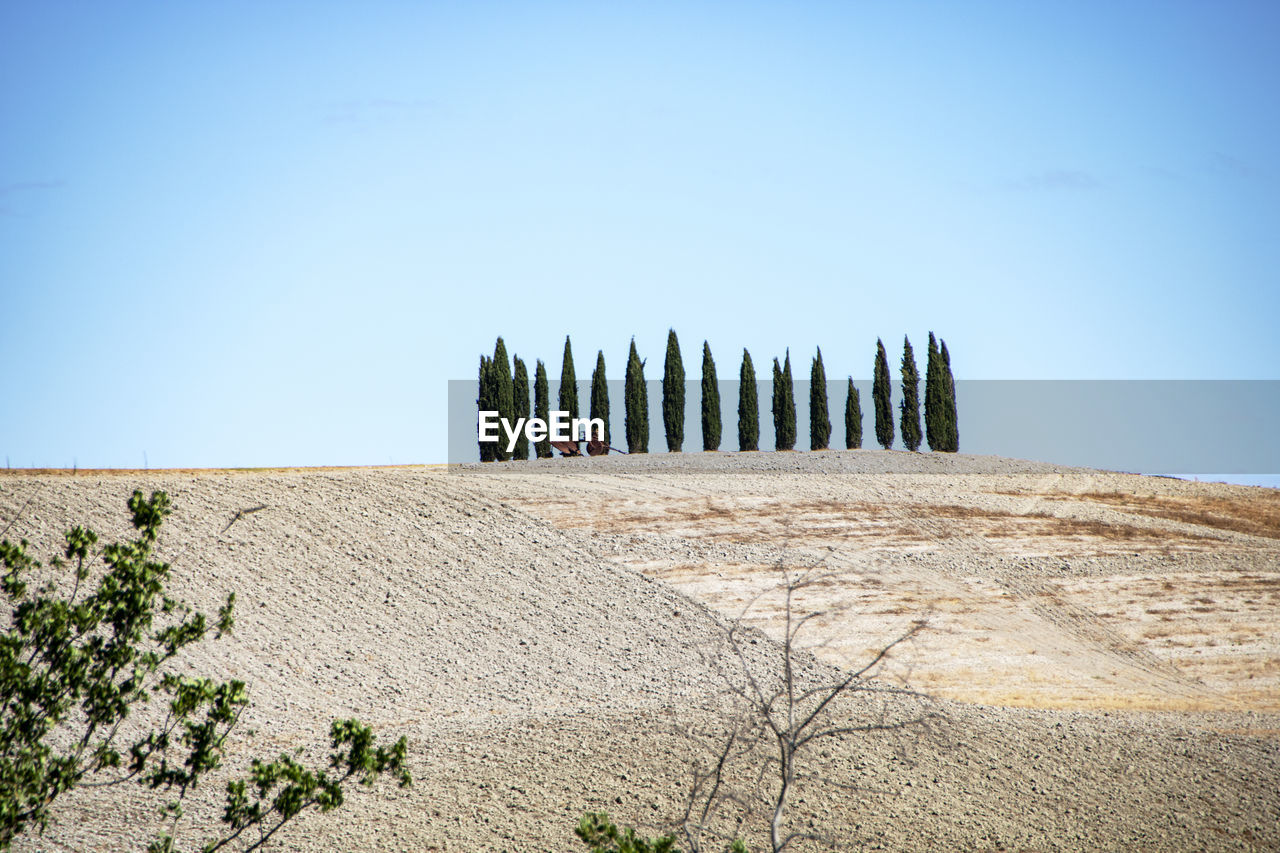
[2,1,1277,468]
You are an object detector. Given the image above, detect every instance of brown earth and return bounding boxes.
[2,452,1278,851]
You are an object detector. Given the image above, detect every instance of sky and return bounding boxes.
[2,1,1277,469]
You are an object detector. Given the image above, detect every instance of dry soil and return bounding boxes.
[2,451,1277,851]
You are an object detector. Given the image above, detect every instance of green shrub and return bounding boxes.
[576,811,747,853]
[0,491,409,851]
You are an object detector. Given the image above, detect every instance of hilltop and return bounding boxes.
[2,452,1277,851]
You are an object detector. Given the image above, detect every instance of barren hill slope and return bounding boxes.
[472,451,1280,714]
[2,457,1277,851]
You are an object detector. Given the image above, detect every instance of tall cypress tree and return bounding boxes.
[662,329,685,452]
[844,378,862,449]
[533,359,552,459]
[559,335,578,425]
[942,339,959,452]
[477,355,497,462]
[810,347,831,451]
[782,351,796,450]
[772,351,796,451]
[771,358,783,449]
[625,338,649,454]
[924,332,943,451]
[512,355,530,460]
[899,335,922,452]
[590,350,610,447]
[738,349,759,452]
[873,338,894,450]
[701,341,721,451]
[492,337,515,461]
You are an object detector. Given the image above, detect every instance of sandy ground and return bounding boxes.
[1,452,1277,851]
[480,452,1280,715]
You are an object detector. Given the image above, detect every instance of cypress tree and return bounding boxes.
[873,338,894,450]
[738,349,758,452]
[810,347,831,451]
[477,355,497,462]
[771,358,782,449]
[844,378,862,449]
[772,351,796,451]
[492,337,515,461]
[925,332,943,451]
[701,342,721,451]
[625,339,649,454]
[559,335,578,425]
[590,350,610,447]
[899,335,922,452]
[942,339,959,452]
[512,355,530,460]
[662,329,685,452]
[533,359,552,458]
[782,351,796,450]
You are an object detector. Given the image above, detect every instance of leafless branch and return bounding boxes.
[673,559,943,852]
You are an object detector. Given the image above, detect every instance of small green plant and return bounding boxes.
[576,812,746,853]
[0,490,409,851]
[577,812,678,853]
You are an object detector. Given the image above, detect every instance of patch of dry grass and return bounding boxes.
[531,495,1210,550]
[994,489,1280,539]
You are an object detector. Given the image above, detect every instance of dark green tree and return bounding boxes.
[926,333,947,450]
[0,491,409,851]
[590,350,610,447]
[492,337,515,462]
[844,378,863,449]
[899,335,922,452]
[738,349,759,452]
[662,329,685,452]
[477,355,497,463]
[512,355,530,461]
[809,347,831,451]
[700,342,721,451]
[772,351,796,451]
[873,338,894,450]
[559,335,578,424]
[534,359,552,459]
[625,339,649,454]
[941,339,959,452]
[771,358,782,448]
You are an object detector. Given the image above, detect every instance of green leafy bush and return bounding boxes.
[576,811,747,853]
[0,490,409,851]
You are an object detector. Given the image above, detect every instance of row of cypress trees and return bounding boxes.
[477,331,957,460]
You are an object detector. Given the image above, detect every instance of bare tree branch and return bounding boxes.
[669,558,943,853]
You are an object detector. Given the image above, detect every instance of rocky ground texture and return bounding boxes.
[2,451,1277,851]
